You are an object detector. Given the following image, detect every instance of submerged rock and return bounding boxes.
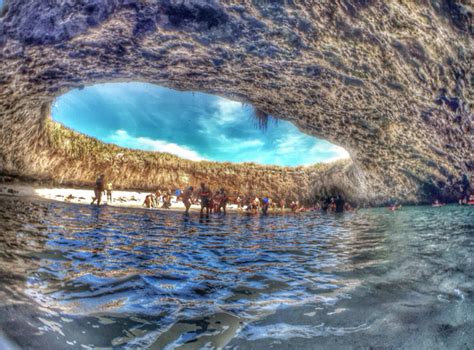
[0,1,472,204]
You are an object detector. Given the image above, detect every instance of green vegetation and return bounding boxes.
[45,119,342,203]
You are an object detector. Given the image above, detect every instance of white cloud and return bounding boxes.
[213,98,244,125]
[196,98,265,155]
[275,133,307,155]
[214,135,264,153]
[105,130,206,161]
[274,131,350,165]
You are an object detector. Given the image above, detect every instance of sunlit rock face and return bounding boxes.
[0,0,472,204]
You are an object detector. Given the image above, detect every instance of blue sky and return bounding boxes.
[52,83,349,166]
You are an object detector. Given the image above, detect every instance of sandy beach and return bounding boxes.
[0,183,242,213]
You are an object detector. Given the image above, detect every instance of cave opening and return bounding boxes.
[51,82,349,167]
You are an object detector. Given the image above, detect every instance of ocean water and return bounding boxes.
[0,195,472,349]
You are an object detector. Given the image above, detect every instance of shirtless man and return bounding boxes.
[91,174,105,206]
[182,186,194,215]
[198,183,212,218]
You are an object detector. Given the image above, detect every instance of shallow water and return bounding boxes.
[0,195,472,349]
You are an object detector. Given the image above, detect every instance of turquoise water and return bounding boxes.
[0,195,472,349]
[52,83,349,166]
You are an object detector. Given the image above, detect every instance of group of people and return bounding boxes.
[432,195,474,207]
[143,190,173,209]
[140,184,229,217]
[91,175,355,216]
[91,175,474,215]
[458,195,474,206]
[388,194,474,211]
[91,174,113,206]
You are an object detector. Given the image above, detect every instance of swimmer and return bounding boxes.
[388,202,402,211]
[468,195,474,205]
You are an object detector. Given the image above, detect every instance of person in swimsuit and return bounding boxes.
[236,195,243,210]
[218,188,228,215]
[182,186,194,215]
[279,198,286,212]
[290,200,298,212]
[106,182,113,203]
[91,174,105,206]
[162,191,172,209]
[262,197,270,214]
[252,196,260,214]
[211,191,221,214]
[198,183,212,218]
[143,194,155,208]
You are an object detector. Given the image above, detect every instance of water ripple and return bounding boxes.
[0,196,472,349]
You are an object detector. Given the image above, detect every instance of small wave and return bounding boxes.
[239,322,371,341]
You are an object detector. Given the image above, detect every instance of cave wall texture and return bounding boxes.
[0,0,472,205]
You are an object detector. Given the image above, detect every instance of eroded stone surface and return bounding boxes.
[0,0,472,204]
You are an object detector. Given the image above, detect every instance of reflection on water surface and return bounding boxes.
[0,196,472,349]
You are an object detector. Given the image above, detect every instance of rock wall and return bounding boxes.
[0,0,472,204]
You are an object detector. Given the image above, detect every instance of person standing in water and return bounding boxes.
[182,186,194,215]
[162,190,172,209]
[91,174,105,206]
[218,188,228,215]
[236,195,243,210]
[198,183,212,218]
[252,196,260,213]
[262,197,270,214]
[175,188,182,203]
[143,193,155,208]
[335,194,345,213]
[279,198,286,212]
